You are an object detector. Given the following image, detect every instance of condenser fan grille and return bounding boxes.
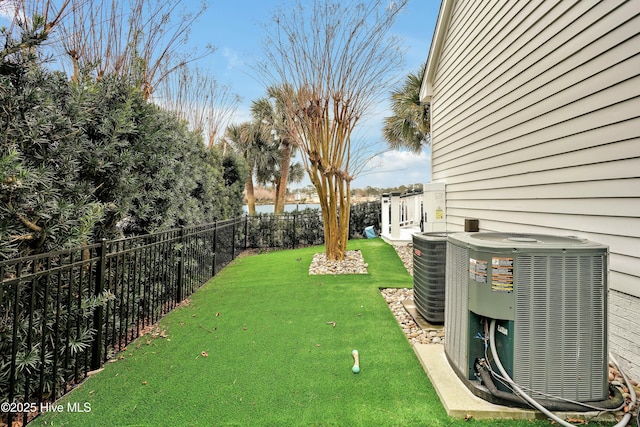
[514,254,607,401]
[413,232,450,323]
[445,241,470,377]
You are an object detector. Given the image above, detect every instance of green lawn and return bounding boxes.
[31,239,605,426]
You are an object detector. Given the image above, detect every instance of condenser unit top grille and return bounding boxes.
[413,231,450,243]
[448,232,607,251]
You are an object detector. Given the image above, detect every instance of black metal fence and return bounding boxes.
[1,202,380,425]
[245,210,325,249]
[243,201,380,250]
[349,201,382,239]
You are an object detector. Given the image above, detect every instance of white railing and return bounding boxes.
[380,191,424,239]
[399,191,423,227]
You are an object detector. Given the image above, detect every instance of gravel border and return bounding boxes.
[308,250,368,275]
[383,244,445,345]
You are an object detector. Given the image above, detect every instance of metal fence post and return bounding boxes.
[231,218,237,259]
[91,239,107,370]
[212,222,218,276]
[244,215,248,250]
[292,212,297,249]
[176,227,185,303]
[8,261,22,415]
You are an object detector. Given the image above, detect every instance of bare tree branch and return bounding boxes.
[254,0,407,260]
[50,0,214,96]
[154,64,240,150]
[1,0,73,55]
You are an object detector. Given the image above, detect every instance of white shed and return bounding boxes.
[420,0,640,378]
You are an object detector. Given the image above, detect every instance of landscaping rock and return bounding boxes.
[393,244,414,276]
[379,286,443,346]
[308,250,368,275]
[377,245,446,346]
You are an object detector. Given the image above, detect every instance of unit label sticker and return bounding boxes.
[469,258,487,284]
[492,257,514,292]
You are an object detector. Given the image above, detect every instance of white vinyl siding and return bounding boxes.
[428,0,640,298]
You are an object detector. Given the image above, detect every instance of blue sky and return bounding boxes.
[189,0,440,190]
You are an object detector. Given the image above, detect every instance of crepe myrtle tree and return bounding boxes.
[257,0,407,260]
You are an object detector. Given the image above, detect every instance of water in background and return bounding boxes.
[243,203,321,214]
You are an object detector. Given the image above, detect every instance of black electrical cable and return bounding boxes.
[474,360,625,412]
[486,363,624,412]
[479,317,628,413]
[488,319,634,427]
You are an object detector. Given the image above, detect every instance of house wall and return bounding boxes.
[426,0,640,378]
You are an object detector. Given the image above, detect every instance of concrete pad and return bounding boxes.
[413,343,538,420]
[404,301,531,419]
[403,302,443,331]
[412,343,616,423]
[406,307,616,422]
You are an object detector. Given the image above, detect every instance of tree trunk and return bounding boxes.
[273,180,282,213]
[245,169,256,215]
[274,141,293,214]
[311,169,350,261]
[71,55,80,83]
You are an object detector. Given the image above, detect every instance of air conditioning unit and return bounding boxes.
[445,232,608,403]
[412,231,450,324]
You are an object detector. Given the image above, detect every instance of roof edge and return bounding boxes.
[420,0,455,104]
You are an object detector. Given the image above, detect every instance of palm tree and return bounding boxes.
[382,64,430,153]
[224,122,277,215]
[287,162,305,187]
[251,85,298,214]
